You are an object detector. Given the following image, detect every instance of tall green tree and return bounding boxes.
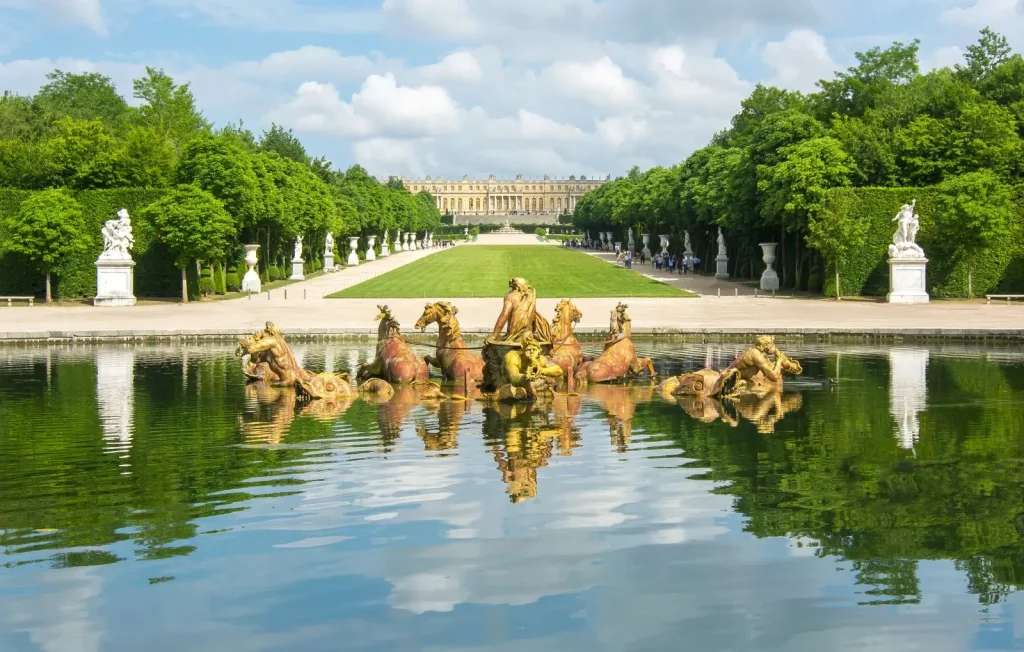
[132,67,208,152]
[2,189,88,302]
[806,203,867,300]
[934,170,1014,297]
[258,123,308,163]
[34,71,128,129]
[141,185,235,302]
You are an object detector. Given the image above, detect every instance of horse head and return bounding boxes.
[554,299,582,327]
[237,322,282,356]
[415,301,458,332]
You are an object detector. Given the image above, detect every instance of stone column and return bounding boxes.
[759,242,779,291]
[347,237,360,266]
[242,244,261,293]
[890,348,928,449]
[366,235,377,261]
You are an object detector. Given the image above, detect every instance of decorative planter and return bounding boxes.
[658,235,670,256]
[759,242,779,291]
[347,237,360,266]
[242,244,261,293]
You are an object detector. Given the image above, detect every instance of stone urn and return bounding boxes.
[641,234,651,258]
[347,237,360,266]
[659,235,670,256]
[366,235,377,261]
[242,244,261,294]
[759,242,779,291]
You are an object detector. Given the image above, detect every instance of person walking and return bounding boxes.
[625,250,633,269]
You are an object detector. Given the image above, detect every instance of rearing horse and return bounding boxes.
[357,305,429,383]
[549,299,583,376]
[415,301,485,383]
[574,303,656,385]
[237,322,353,400]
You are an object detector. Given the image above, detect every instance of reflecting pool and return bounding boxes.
[2,341,1024,651]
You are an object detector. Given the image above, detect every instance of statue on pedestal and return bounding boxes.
[324,232,334,257]
[293,235,303,261]
[94,208,137,306]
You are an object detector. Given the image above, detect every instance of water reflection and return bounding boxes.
[2,342,1024,651]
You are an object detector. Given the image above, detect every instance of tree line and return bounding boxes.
[574,28,1024,297]
[0,67,440,301]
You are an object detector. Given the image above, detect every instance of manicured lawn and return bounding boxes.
[328,246,694,298]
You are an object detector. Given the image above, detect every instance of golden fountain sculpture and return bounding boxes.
[237,322,353,401]
[657,335,803,398]
[574,302,656,386]
[357,305,430,384]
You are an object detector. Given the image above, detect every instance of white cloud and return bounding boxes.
[597,115,648,146]
[0,0,106,35]
[271,74,461,139]
[517,109,584,141]
[542,57,644,113]
[381,0,478,38]
[417,50,483,83]
[922,45,965,72]
[763,29,837,93]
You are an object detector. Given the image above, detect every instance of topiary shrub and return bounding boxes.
[225,272,241,292]
[535,227,547,238]
[199,277,215,296]
[236,262,247,280]
[213,264,226,294]
[268,265,281,281]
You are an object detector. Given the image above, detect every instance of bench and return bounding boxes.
[0,296,34,306]
[986,294,1024,305]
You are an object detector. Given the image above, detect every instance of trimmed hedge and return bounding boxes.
[820,187,1024,297]
[0,188,182,299]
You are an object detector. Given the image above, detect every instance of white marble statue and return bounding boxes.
[325,232,334,256]
[100,209,134,260]
[717,228,727,257]
[889,200,924,259]
[627,227,635,250]
[683,231,693,255]
[293,235,303,261]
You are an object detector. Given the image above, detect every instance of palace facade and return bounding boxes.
[401,173,609,216]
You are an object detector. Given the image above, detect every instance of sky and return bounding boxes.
[0,0,1021,180]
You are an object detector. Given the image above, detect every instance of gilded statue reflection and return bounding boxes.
[239,382,354,444]
[589,384,655,453]
[417,399,471,453]
[672,391,803,434]
[483,396,580,502]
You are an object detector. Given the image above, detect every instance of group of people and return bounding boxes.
[651,252,700,274]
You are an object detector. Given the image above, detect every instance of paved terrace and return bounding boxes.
[1,240,1021,341]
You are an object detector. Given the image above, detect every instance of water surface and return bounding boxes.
[1,341,1024,651]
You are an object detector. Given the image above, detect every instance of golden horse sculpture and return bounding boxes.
[237,322,353,401]
[574,303,656,385]
[657,335,803,398]
[415,301,485,385]
[357,305,430,384]
[549,299,584,376]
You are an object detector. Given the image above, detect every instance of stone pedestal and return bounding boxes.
[347,237,360,266]
[759,242,779,291]
[395,232,404,252]
[366,235,377,261]
[380,235,390,257]
[887,257,929,304]
[290,257,305,281]
[641,234,651,258]
[94,259,136,306]
[324,252,335,271]
[242,244,261,293]
[715,255,729,279]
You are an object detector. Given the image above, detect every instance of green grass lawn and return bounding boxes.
[328,246,694,298]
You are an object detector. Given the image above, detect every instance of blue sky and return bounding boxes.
[0,0,1021,179]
